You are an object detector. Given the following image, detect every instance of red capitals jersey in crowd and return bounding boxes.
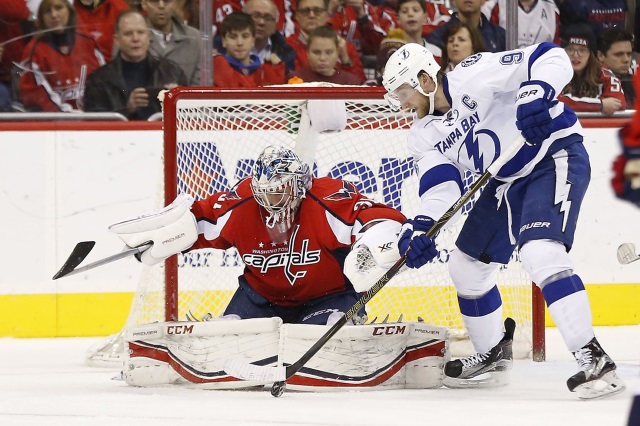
[375,0,451,37]
[558,67,627,113]
[0,0,31,86]
[74,0,130,61]
[328,3,386,56]
[19,33,106,112]
[621,72,640,150]
[189,177,406,306]
[213,0,297,37]
[212,55,286,87]
[286,32,366,82]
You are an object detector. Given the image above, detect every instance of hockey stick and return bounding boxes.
[52,242,152,280]
[224,136,527,397]
[617,243,640,264]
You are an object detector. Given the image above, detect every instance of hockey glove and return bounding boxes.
[611,125,640,207]
[515,80,556,145]
[398,216,438,269]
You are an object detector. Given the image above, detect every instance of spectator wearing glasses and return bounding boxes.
[212,0,297,38]
[74,0,130,61]
[286,0,366,82]
[142,0,201,85]
[558,23,627,115]
[214,0,297,75]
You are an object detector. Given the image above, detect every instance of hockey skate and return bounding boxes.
[567,337,626,400]
[443,317,515,389]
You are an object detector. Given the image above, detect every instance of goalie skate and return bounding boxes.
[443,317,515,389]
[567,338,626,400]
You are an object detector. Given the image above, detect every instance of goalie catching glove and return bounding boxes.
[109,193,198,265]
[398,216,438,269]
[344,220,402,292]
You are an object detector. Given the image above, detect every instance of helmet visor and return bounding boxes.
[385,83,418,112]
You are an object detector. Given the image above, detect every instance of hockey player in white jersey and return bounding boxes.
[382,42,626,399]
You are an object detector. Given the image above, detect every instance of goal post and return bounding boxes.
[144,86,545,360]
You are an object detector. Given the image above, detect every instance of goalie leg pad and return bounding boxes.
[281,322,449,391]
[123,318,282,389]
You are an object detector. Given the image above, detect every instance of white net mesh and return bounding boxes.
[94,87,539,364]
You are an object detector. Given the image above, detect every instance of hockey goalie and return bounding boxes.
[110,143,450,391]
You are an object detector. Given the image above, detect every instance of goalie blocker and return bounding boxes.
[123,318,450,391]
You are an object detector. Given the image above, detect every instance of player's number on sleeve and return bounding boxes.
[213,193,227,209]
[499,51,524,65]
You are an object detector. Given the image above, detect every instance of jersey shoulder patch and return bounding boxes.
[193,178,254,221]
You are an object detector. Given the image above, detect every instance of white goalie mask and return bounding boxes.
[251,146,312,228]
[382,43,440,115]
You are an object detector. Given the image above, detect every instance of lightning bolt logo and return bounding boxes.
[463,131,484,173]
[554,155,572,232]
[461,129,500,173]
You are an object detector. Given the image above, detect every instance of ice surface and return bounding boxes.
[0,326,638,426]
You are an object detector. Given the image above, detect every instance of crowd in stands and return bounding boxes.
[0,0,638,119]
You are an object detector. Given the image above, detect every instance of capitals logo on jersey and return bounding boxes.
[323,181,358,201]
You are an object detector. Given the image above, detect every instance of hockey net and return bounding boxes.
[87,86,545,366]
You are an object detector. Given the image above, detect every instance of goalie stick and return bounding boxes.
[617,243,640,265]
[52,242,153,280]
[224,136,527,397]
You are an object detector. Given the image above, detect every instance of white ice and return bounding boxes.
[0,326,638,426]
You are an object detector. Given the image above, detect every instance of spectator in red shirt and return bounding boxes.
[286,0,366,82]
[287,26,363,84]
[0,0,34,111]
[558,23,627,116]
[18,0,106,112]
[327,0,386,56]
[214,12,287,87]
[74,0,130,61]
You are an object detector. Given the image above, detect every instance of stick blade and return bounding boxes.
[617,243,639,265]
[223,359,286,382]
[52,241,96,280]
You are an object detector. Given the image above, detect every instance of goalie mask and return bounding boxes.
[251,146,312,229]
[382,43,440,115]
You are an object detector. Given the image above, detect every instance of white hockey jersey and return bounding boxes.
[483,0,560,48]
[408,43,583,221]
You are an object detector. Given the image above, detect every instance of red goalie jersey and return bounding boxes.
[189,177,405,306]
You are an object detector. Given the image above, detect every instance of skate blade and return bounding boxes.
[576,371,626,400]
[443,370,510,389]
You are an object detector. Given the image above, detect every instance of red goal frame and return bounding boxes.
[161,86,546,361]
